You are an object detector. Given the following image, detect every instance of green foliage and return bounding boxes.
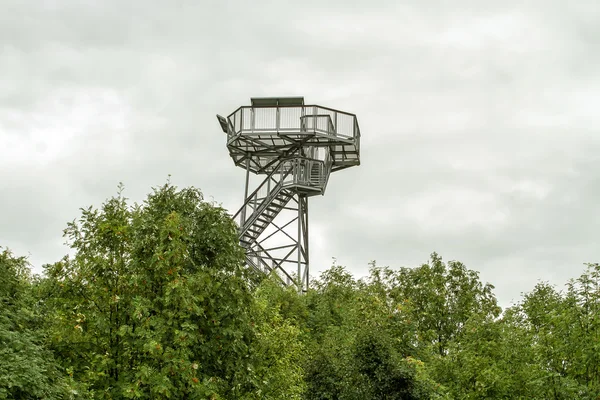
[245,275,307,399]
[505,265,600,399]
[41,182,254,399]
[2,181,600,400]
[0,248,70,399]
[388,253,501,358]
[432,263,600,399]
[302,264,441,400]
[353,330,432,400]
[432,313,531,399]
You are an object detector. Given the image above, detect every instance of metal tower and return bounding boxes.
[217,97,360,292]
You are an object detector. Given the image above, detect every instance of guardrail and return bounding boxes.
[226,105,360,142]
[233,160,294,230]
[233,157,329,231]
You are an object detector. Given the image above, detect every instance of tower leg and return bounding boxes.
[297,194,309,293]
[241,158,250,226]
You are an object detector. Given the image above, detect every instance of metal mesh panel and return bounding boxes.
[228,105,358,139]
[232,109,242,133]
[254,108,277,130]
[279,107,302,130]
[242,108,251,132]
[334,112,355,139]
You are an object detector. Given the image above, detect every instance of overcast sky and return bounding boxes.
[2,0,599,308]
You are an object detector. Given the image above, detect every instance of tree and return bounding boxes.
[245,274,307,399]
[6,175,599,399]
[563,263,600,393]
[508,266,600,399]
[302,264,441,400]
[41,182,256,399]
[388,253,501,358]
[0,248,70,399]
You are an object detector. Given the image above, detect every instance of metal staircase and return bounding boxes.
[233,160,293,245]
[239,189,294,248]
[231,156,325,282]
[309,162,322,186]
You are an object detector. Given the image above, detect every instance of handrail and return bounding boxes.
[226,105,360,142]
[233,156,328,237]
[299,115,336,136]
[292,157,326,187]
[232,163,282,220]
[233,160,294,231]
[227,104,358,119]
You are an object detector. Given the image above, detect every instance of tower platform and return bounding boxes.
[218,97,360,175]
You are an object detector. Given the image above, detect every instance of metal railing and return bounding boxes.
[233,160,295,231]
[293,158,326,188]
[233,157,329,233]
[299,115,335,136]
[226,105,360,142]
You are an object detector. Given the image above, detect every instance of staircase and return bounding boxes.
[309,162,321,186]
[233,161,295,250]
[239,188,294,248]
[232,157,327,277]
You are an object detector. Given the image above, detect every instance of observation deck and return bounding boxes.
[217,97,361,175]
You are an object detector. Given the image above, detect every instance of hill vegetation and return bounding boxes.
[1,183,599,399]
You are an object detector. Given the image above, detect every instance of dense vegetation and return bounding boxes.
[1,183,599,399]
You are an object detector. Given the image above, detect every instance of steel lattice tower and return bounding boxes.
[217,97,361,292]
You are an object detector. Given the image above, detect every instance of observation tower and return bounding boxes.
[217,97,360,292]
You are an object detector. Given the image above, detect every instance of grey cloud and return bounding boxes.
[1,0,599,307]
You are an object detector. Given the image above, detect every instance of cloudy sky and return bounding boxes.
[2,0,599,307]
